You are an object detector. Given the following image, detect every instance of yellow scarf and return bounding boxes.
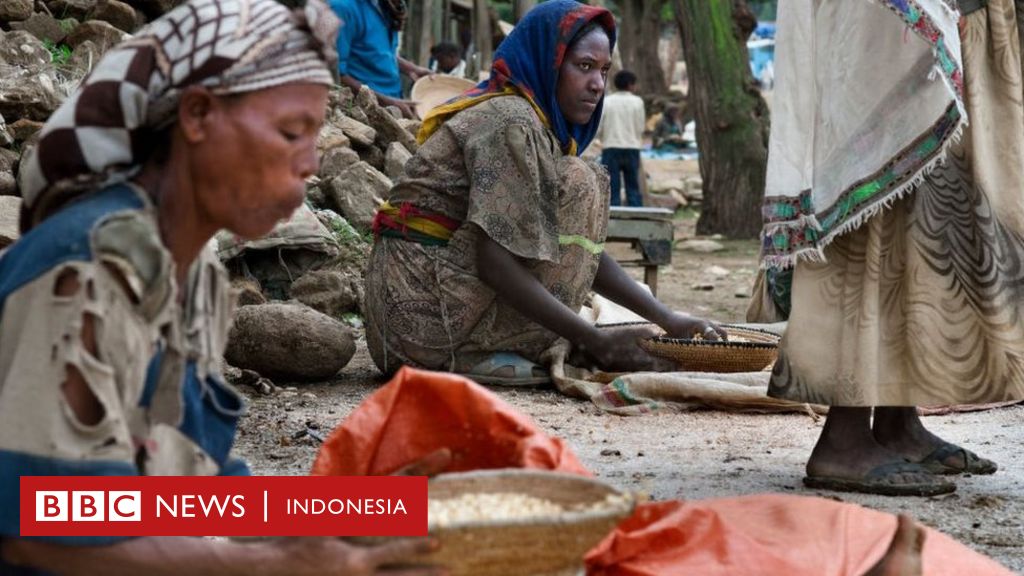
[416,85,578,156]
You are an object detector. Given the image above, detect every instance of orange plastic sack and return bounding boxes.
[311,367,588,476]
[312,367,1011,576]
[585,496,1012,576]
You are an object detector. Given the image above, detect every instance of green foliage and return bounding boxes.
[58,19,77,34]
[340,312,365,327]
[325,211,369,246]
[42,40,73,66]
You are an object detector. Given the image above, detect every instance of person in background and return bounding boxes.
[596,70,645,207]
[652,105,688,151]
[429,42,467,78]
[329,0,432,119]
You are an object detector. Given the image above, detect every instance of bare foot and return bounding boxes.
[863,514,924,576]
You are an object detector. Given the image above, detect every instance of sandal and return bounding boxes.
[917,442,997,475]
[461,353,552,387]
[804,461,956,497]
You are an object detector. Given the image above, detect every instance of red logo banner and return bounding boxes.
[19,476,427,537]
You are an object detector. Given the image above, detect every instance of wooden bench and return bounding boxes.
[605,206,674,295]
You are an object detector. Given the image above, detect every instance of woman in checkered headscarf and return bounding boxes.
[0,1,444,574]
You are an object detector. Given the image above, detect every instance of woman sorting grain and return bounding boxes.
[757,0,1024,495]
[365,0,724,385]
[0,1,440,573]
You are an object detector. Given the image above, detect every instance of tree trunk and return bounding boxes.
[618,0,668,95]
[418,0,435,67]
[672,0,769,238]
[474,0,493,73]
[513,0,535,22]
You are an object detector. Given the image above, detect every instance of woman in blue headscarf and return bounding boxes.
[364,0,724,384]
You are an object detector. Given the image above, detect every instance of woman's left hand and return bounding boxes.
[408,66,434,81]
[659,312,728,342]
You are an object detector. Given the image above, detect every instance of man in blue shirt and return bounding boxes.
[331,0,432,118]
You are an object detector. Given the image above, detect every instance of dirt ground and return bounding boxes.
[233,160,1024,573]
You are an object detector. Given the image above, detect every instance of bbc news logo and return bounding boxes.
[20,476,426,537]
[36,491,141,522]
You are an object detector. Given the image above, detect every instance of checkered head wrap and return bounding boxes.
[19,0,340,231]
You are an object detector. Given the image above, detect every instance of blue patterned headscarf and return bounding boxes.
[419,0,616,156]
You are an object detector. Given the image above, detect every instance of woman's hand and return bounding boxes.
[406,65,434,82]
[658,312,727,341]
[579,325,675,373]
[378,95,420,119]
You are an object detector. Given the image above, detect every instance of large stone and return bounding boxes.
[683,176,703,202]
[678,239,726,254]
[0,196,21,248]
[231,278,266,307]
[325,161,391,232]
[356,85,418,152]
[337,115,376,149]
[384,142,411,181]
[66,39,101,78]
[0,147,20,172]
[316,122,351,155]
[0,0,34,22]
[0,31,51,68]
[10,13,69,44]
[318,145,360,180]
[290,270,361,319]
[88,0,138,32]
[0,71,62,122]
[66,20,129,55]
[0,113,12,147]
[0,148,18,195]
[0,171,15,198]
[397,118,421,136]
[649,178,686,195]
[48,0,98,21]
[357,143,385,171]
[8,118,43,142]
[225,302,356,382]
[644,190,681,212]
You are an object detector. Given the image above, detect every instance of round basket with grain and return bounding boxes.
[638,324,780,373]
[413,469,635,576]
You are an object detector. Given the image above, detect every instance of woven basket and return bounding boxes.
[392,469,634,576]
[638,324,780,373]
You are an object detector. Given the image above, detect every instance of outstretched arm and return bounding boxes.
[592,252,726,340]
[2,536,442,576]
[477,234,667,371]
[398,56,432,81]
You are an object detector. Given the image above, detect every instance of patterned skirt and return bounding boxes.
[769,0,1024,406]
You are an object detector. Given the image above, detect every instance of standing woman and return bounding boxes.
[760,0,1024,495]
[365,0,724,385]
[0,0,441,573]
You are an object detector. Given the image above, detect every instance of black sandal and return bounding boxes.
[804,461,956,497]
[917,443,997,475]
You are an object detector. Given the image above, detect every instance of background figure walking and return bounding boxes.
[597,70,645,206]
